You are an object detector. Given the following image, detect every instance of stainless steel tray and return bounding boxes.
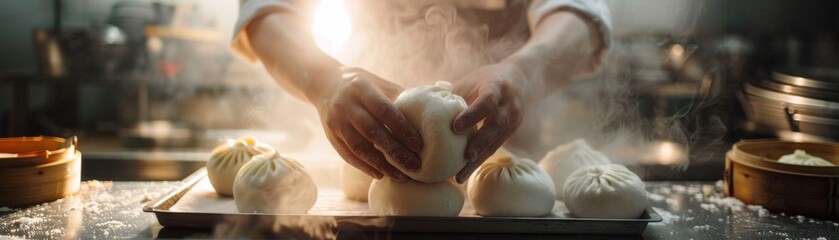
[772,67,839,91]
[144,168,661,234]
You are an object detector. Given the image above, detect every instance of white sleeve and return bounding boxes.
[528,0,612,74]
[231,0,303,63]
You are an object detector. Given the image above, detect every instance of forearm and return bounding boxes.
[503,10,605,99]
[246,12,342,104]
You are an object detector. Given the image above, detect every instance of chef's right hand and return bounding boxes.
[312,67,423,181]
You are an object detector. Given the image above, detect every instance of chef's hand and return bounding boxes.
[313,67,423,182]
[451,61,544,183]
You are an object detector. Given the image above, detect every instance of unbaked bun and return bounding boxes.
[467,156,555,217]
[340,162,373,201]
[368,177,464,216]
[458,147,514,192]
[386,81,473,183]
[539,139,611,199]
[233,152,318,214]
[778,149,834,166]
[563,164,647,219]
[207,137,274,196]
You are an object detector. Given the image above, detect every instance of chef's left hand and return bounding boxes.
[451,60,544,183]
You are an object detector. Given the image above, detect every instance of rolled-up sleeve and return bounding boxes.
[528,0,612,74]
[231,0,301,63]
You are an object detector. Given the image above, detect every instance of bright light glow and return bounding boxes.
[670,44,685,57]
[656,141,685,165]
[311,0,352,57]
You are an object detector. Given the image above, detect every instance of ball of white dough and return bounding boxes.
[563,164,647,219]
[778,149,835,166]
[368,177,464,216]
[386,81,473,183]
[467,156,556,217]
[233,152,318,214]
[207,137,274,196]
[539,139,611,200]
[340,162,373,201]
[458,147,514,193]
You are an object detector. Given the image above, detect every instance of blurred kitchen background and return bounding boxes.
[1,0,837,181]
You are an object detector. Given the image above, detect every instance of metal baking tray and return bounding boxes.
[771,67,839,91]
[757,77,839,101]
[144,168,661,234]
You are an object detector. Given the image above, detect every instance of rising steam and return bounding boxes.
[240,1,732,176]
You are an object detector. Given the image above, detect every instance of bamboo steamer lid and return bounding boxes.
[725,139,839,219]
[0,136,77,167]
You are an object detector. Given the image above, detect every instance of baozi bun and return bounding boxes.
[563,164,647,219]
[467,156,555,217]
[368,177,464,216]
[207,137,274,196]
[778,149,834,166]
[385,81,473,183]
[233,152,318,214]
[539,139,610,199]
[340,162,373,201]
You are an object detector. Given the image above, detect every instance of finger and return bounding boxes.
[324,121,383,179]
[462,106,510,163]
[345,104,422,171]
[452,86,501,134]
[456,136,507,184]
[455,124,509,184]
[335,120,409,182]
[351,79,423,153]
[456,157,482,184]
[456,103,523,183]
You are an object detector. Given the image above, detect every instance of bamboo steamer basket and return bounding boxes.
[0,136,81,207]
[0,136,76,167]
[724,139,839,219]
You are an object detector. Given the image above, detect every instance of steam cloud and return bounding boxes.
[240,1,733,177]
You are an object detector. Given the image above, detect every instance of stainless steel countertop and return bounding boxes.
[1,181,836,239]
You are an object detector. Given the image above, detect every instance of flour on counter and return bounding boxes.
[707,196,744,212]
[650,207,681,225]
[699,203,719,212]
[648,193,666,202]
[96,220,125,228]
[692,224,711,230]
[46,229,62,236]
[11,217,43,225]
[0,181,176,239]
[0,235,25,240]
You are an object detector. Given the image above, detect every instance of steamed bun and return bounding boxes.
[368,177,464,216]
[233,152,318,214]
[778,150,834,166]
[385,81,473,183]
[340,162,373,201]
[563,164,647,219]
[207,137,274,196]
[539,139,611,199]
[467,156,555,217]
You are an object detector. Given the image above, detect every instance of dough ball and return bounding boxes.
[368,177,464,216]
[563,164,647,219]
[386,81,473,183]
[778,149,835,166]
[233,152,318,214]
[467,156,555,217]
[340,162,373,201]
[539,139,611,199]
[207,137,274,196]
[459,147,514,194]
